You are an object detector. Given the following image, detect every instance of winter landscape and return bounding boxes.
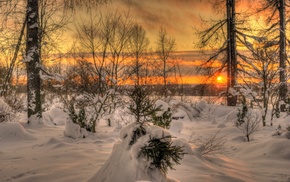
[1,0,290,181]
[1,96,290,182]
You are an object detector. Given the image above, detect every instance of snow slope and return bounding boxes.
[0,102,290,182]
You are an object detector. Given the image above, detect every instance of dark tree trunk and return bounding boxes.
[26,0,42,124]
[278,0,287,112]
[226,0,237,106]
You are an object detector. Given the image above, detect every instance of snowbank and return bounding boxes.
[0,122,36,141]
[89,122,189,182]
[43,103,68,125]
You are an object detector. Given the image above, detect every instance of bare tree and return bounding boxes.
[155,27,176,97]
[238,36,280,126]
[196,0,244,106]
[256,0,289,111]
[127,24,150,86]
[237,109,261,142]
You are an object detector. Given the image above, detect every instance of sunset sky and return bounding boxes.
[112,0,256,51]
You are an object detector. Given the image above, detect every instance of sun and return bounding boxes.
[217,76,223,83]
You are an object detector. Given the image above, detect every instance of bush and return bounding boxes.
[67,103,91,132]
[152,108,172,129]
[237,109,261,142]
[139,134,185,174]
[128,123,185,174]
[128,85,158,123]
[0,97,12,122]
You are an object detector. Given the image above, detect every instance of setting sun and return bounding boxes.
[216,76,227,85]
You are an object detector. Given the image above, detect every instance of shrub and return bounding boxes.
[152,108,172,129]
[128,85,158,123]
[67,103,91,132]
[139,134,185,174]
[237,109,261,142]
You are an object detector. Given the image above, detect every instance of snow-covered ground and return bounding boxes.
[0,100,290,182]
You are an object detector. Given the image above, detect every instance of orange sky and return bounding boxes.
[112,0,258,51]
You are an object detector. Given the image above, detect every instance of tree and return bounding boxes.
[0,0,109,124]
[155,27,176,97]
[127,24,150,86]
[226,0,238,106]
[238,35,280,126]
[0,15,26,97]
[196,0,240,106]
[25,0,42,124]
[255,0,289,111]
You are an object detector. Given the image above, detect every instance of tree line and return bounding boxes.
[0,0,182,126]
[0,0,289,127]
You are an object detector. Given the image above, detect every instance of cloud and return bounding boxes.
[112,0,214,50]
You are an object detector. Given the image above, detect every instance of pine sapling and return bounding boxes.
[138,134,185,174]
[152,108,172,129]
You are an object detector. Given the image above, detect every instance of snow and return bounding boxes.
[1,99,290,182]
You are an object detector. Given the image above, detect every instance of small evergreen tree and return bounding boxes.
[139,134,185,174]
[152,108,172,129]
[127,85,185,174]
[236,95,248,127]
[128,85,158,124]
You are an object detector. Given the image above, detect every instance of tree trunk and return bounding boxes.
[279,0,287,112]
[226,0,237,106]
[26,0,42,124]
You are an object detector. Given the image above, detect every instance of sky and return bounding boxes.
[112,0,254,51]
[113,0,212,51]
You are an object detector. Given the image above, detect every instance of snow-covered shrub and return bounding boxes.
[139,133,184,174]
[286,96,290,115]
[89,122,185,182]
[67,103,90,131]
[2,92,25,112]
[272,124,283,136]
[236,109,261,142]
[272,124,290,139]
[128,86,158,123]
[195,99,208,112]
[129,123,185,174]
[46,103,68,125]
[64,119,88,139]
[109,107,134,130]
[62,91,120,132]
[64,119,81,139]
[191,130,227,156]
[152,100,172,129]
[169,121,183,133]
[236,95,248,127]
[171,100,201,121]
[0,98,12,122]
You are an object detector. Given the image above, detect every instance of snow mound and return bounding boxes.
[238,138,290,160]
[89,122,187,182]
[169,120,183,133]
[155,100,170,117]
[0,122,36,141]
[36,137,71,150]
[195,99,208,112]
[64,120,83,139]
[47,103,68,125]
[109,107,134,130]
